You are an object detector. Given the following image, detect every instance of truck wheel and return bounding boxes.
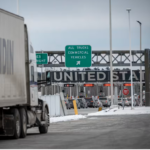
[11,108,21,139]
[39,107,49,134]
[19,108,27,138]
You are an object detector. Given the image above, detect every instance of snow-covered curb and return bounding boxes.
[50,115,86,123]
[87,107,150,116]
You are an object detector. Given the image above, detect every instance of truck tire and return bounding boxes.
[19,108,27,138]
[39,107,49,134]
[11,108,21,139]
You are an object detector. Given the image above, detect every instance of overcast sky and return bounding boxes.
[0,0,150,52]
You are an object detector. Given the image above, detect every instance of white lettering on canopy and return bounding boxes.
[78,72,86,81]
[64,72,73,81]
[142,71,145,80]
[97,72,106,81]
[128,71,138,80]
[88,72,95,81]
[54,72,62,81]
[120,72,127,80]
[113,72,119,80]
[75,72,78,81]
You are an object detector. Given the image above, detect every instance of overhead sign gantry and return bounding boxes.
[36,50,144,67]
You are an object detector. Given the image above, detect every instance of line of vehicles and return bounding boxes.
[65,91,146,109]
[64,96,109,109]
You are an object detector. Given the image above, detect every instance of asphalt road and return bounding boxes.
[67,107,106,115]
[0,114,150,149]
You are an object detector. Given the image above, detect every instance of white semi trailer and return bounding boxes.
[0,9,49,139]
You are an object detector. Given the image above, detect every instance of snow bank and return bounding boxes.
[88,107,150,116]
[50,115,86,123]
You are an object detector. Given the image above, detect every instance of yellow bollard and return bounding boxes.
[73,100,78,115]
[98,107,102,111]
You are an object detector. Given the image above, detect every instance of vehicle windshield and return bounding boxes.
[77,99,82,102]
[85,98,92,102]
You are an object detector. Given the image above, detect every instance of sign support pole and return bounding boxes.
[41,50,43,95]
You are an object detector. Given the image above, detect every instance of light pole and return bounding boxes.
[137,21,142,106]
[126,8,134,109]
[17,0,19,15]
[109,0,114,106]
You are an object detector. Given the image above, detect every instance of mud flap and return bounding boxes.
[3,115,14,136]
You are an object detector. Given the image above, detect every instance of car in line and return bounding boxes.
[64,99,71,109]
[84,98,95,108]
[99,97,111,107]
[68,99,74,108]
[68,99,81,109]
[75,99,81,109]
[142,92,145,105]
[94,99,103,107]
[118,98,130,106]
[127,98,131,106]
[128,97,139,106]
[77,98,88,108]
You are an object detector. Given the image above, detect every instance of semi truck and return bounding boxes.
[0,9,49,139]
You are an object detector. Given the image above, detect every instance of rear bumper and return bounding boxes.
[88,104,94,107]
[102,103,109,106]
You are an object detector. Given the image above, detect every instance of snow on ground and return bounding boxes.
[50,107,150,123]
[88,107,150,116]
[50,115,86,123]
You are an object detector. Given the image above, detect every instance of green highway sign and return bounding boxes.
[65,45,91,67]
[36,53,48,65]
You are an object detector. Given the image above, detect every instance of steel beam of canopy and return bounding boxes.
[36,50,145,67]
